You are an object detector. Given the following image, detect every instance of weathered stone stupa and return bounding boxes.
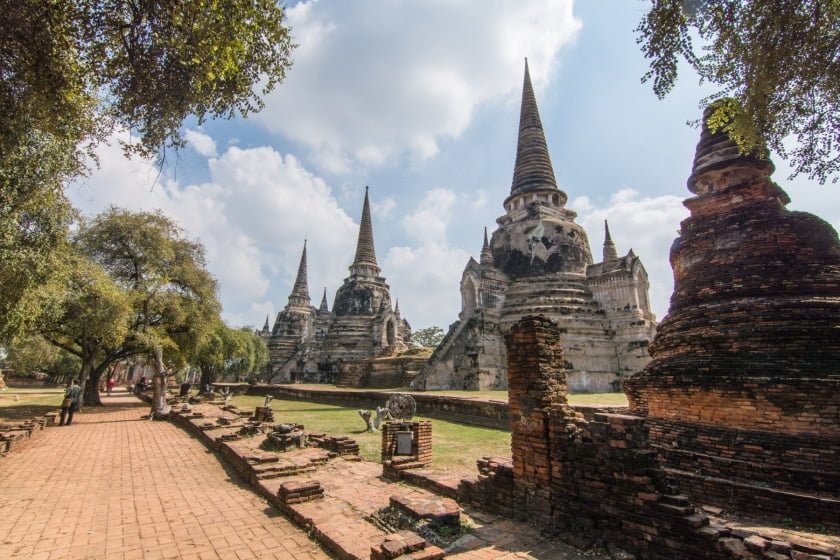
[625,105,840,523]
[261,188,411,384]
[414,61,657,392]
[262,241,317,375]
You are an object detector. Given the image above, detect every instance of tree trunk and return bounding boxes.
[150,346,171,418]
[199,368,213,393]
[84,376,102,406]
[77,359,92,411]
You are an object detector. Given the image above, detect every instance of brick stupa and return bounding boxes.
[625,105,840,524]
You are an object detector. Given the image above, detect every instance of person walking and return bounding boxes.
[106,377,116,396]
[60,379,82,426]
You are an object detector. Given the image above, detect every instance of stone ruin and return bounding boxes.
[625,103,840,526]
[461,316,838,559]
[414,60,657,393]
[456,105,839,558]
[259,188,414,386]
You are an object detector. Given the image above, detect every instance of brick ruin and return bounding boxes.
[381,420,433,479]
[457,106,839,556]
[624,104,840,526]
[460,316,838,559]
[259,187,413,385]
[414,60,656,393]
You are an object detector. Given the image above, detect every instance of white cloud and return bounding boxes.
[184,129,218,157]
[384,188,472,329]
[69,140,359,327]
[471,190,489,210]
[371,196,397,219]
[570,189,688,320]
[385,242,471,331]
[401,188,457,243]
[259,0,581,172]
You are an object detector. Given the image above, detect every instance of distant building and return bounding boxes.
[260,188,411,384]
[413,61,656,392]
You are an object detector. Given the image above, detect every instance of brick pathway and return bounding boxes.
[0,390,330,560]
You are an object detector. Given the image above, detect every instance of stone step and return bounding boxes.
[371,530,444,560]
[656,502,696,516]
[388,461,427,471]
[678,513,710,529]
[255,465,315,480]
[390,494,461,527]
[660,494,692,507]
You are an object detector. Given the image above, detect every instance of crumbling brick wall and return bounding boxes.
[460,315,826,559]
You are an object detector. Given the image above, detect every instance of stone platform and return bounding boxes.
[0,413,53,456]
[169,399,611,559]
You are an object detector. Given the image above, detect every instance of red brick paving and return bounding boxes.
[256,455,606,560]
[0,390,330,560]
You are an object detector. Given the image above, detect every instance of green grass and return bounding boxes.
[0,387,64,422]
[0,387,64,408]
[231,395,511,475]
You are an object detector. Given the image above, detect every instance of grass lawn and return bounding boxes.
[0,387,64,422]
[0,387,64,407]
[231,395,512,476]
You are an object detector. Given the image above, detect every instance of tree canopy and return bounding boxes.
[2,335,80,381]
[1,0,294,163]
[36,208,221,405]
[637,0,840,183]
[412,326,445,348]
[0,0,294,342]
[195,322,268,389]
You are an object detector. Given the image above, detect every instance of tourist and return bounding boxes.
[60,379,82,426]
[106,377,116,396]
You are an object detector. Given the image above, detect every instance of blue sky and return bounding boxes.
[68,1,840,331]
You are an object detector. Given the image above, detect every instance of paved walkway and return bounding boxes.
[0,390,330,560]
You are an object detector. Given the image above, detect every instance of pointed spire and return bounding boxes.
[509,59,565,204]
[394,298,400,315]
[319,287,329,312]
[288,240,311,307]
[262,314,270,332]
[603,220,618,262]
[349,186,382,277]
[480,227,494,267]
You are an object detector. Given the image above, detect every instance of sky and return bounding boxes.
[68,0,840,332]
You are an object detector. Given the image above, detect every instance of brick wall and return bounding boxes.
[457,457,514,518]
[506,316,568,527]
[458,316,837,559]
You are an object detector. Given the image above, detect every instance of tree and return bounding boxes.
[195,323,268,389]
[36,252,133,406]
[229,328,269,382]
[637,0,840,183]
[56,208,221,407]
[412,326,445,348]
[0,0,294,342]
[0,132,77,343]
[1,0,295,162]
[2,336,80,382]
